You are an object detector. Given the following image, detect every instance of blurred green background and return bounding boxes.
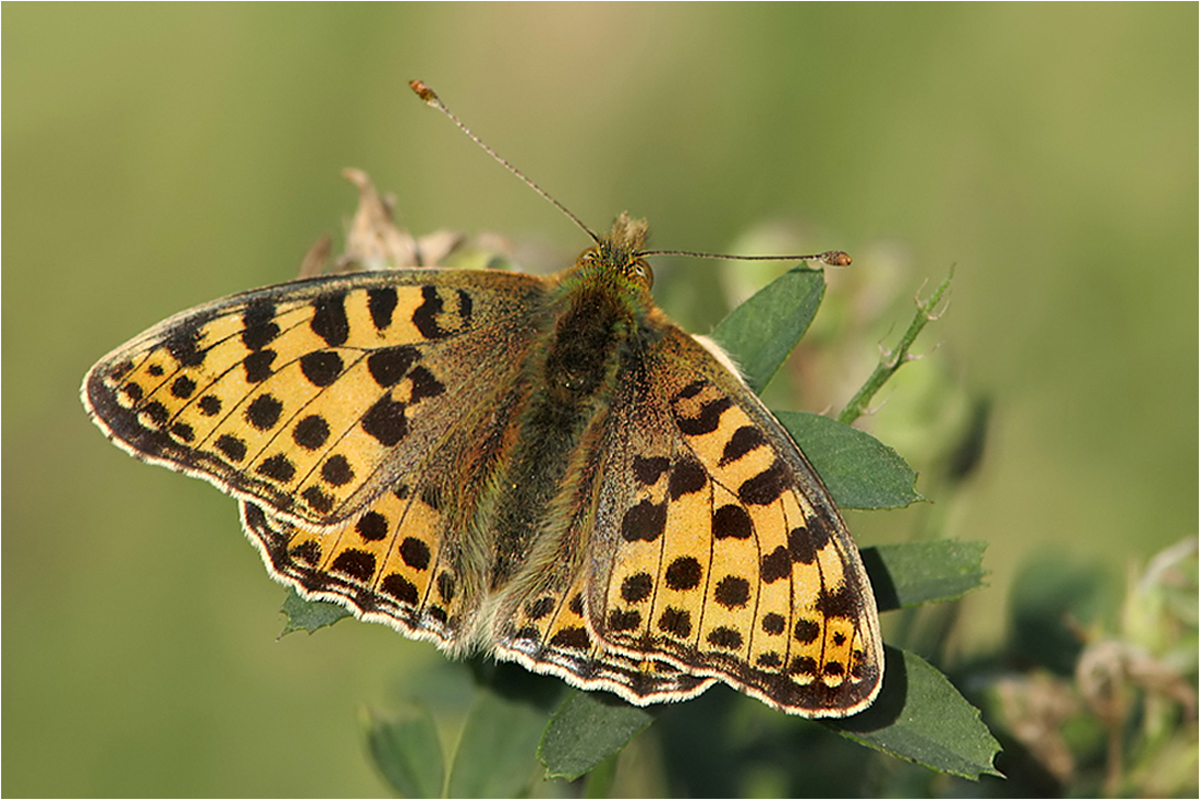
[4,4,1195,796]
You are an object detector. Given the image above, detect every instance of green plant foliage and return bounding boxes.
[279,587,350,635]
[363,704,445,798]
[539,691,655,781]
[777,411,922,509]
[444,665,565,797]
[862,541,988,611]
[830,646,1003,779]
[708,264,825,394]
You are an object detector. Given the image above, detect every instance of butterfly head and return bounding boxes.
[578,212,654,290]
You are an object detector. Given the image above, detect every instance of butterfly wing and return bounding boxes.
[588,324,884,717]
[84,268,552,649]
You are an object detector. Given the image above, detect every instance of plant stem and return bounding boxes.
[837,269,954,426]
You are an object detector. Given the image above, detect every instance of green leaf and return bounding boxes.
[709,265,825,394]
[827,646,1002,780]
[861,542,988,612]
[446,665,564,797]
[278,587,351,636]
[363,703,445,798]
[539,691,655,781]
[776,410,922,509]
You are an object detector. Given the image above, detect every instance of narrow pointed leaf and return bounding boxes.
[364,704,445,798]
[539,691,655,781]
[776,411,921,509]
[827,646,1002,780]
[861,542,988,612]
[709,266,825,394]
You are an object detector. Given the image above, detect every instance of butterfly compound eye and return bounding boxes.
[632,258,654,288]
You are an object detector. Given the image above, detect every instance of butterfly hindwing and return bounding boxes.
[591,324,884,717]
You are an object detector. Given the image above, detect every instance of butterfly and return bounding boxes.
[80,84,883,718]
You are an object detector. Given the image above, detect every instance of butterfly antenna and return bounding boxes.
[639,247,852,267]
[410,80,601,245]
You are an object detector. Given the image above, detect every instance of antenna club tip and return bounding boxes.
[409,79,439,105]
[821,250,852,267]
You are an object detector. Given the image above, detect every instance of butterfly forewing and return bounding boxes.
[592,326,883,717]
[84,270,548,530]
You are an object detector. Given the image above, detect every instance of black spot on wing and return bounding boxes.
[706,626,743,650]
[789,656,817,675]
[412,286,447,339]
[242,300,279,350]
[437,572,456,603]
[215,434,247,462]
[787,526,817,565]
[621,499,666,542]
[367,287,398,330]
[658,607,692,638]
[407,367,444,402]
[668,457,707,498]
[302,486,333,513]
[526,596,555,620]
[455,289,473,325]
[368,346,418,387]
[621,572,653,603]
[675,397,732,436]
[320,455,354,486]
[806,515,832,550]
[165,323,205,367]
[356,511,388,542]
[794,618,820,644]
[311,294,350,347]
[293,415,330,450]
[399,537,431,570]
[257,453,296,483]
[170,376,196,398]
[244,394,283,430]
[549,627,590,651]
[738,459,789,505]
[756,652,783,668]
[608,609,642,632]
[140,401,169,427]
[674,381,705,401]
[381,574,418,605]
[243,349,276,383]
[665,557,702,591]
[713,504,752,540]
[198,395,222,416]
[290,540,321,566]
[714,576,750,609]
[169,422,194,442]
[817,585,857,619]
[720,425,768,466]
[331,546,372,578]
[761,546,791,582]
[632,455,670,486]
[361,396,407,446]
[300,351,343,387]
